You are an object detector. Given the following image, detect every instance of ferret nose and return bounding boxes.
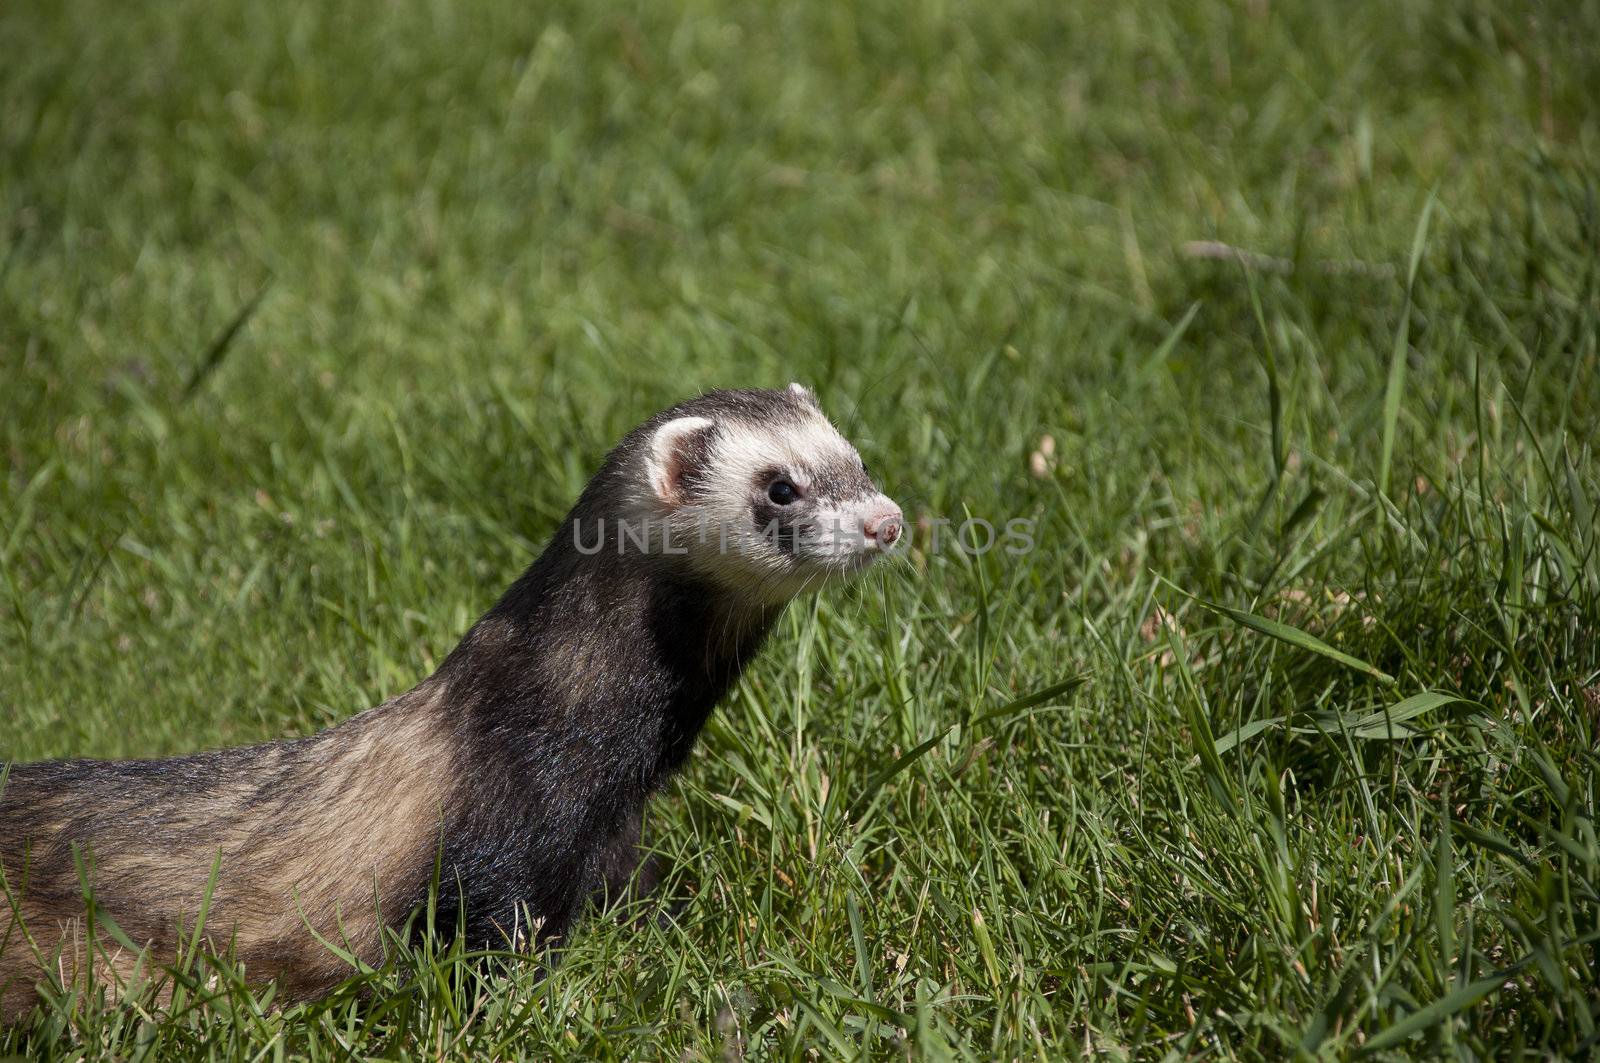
[863,504,903,546]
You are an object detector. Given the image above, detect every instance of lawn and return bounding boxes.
[2,0,1598,1057]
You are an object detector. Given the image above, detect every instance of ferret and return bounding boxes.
[0,384,902,1020]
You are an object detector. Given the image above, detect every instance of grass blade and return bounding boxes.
[1378,189,1437,498]
[1348,690,1469,737]
[1360,973,1510,1052]
[848,674,1088,819]
[1212,715,1287,755]
[182,282,271,400]
[1184,592,1396,685]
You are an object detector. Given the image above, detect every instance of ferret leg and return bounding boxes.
[596,807,665,908]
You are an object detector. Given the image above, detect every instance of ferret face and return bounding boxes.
[640,385,903,603]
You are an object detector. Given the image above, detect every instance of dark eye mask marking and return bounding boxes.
[751,499,802,553]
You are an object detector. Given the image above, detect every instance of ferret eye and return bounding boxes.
[767,479,799,505]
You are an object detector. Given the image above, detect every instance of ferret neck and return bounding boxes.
[434,531,783,783]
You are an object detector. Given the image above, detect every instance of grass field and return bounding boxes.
[3,0,1599,1057]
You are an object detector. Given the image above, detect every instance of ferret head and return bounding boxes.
[623,384,903,604]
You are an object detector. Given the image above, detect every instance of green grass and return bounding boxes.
[3,0,1599,1057]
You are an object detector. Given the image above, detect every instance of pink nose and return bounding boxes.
[863,507,903,546]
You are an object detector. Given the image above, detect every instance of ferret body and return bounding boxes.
[0,385,901,1019]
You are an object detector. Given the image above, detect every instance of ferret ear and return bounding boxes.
[787,381,816,403]
[646,416,715,505]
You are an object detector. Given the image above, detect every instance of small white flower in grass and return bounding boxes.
[1028,434,1057,478]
